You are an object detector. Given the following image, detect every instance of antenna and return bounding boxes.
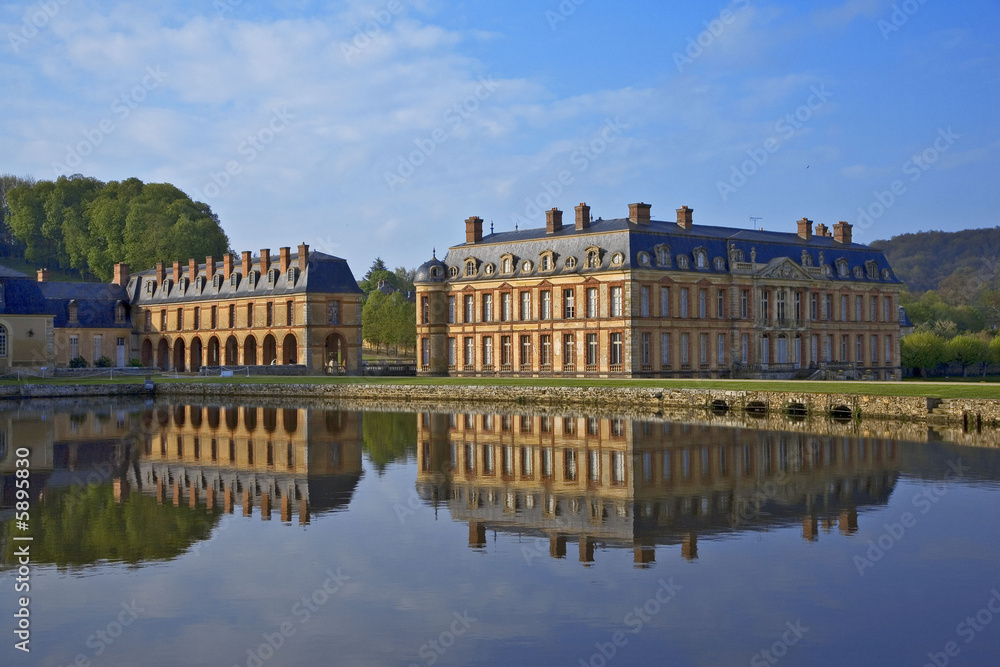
[750,216,763,230]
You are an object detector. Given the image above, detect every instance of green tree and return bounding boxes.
[361,411,417,475]
[945,333,991,377]
[362,289,389,353]
[901,332,945,376]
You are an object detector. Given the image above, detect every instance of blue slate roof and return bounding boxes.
[38,281,131,328]
[0,276,50,316]
[434,216,900,285]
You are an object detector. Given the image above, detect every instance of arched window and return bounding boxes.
[655,245,671,267]
[67,300,79,323]
[0,324,7,357]
[465,259,477,277]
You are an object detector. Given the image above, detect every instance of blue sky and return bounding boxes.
[2,0,998,273]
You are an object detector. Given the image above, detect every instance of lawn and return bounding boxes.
[3,374,999,400]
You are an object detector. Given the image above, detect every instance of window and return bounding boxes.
[285,301,293,326]
[586,333,598,368]
[776,335,787,364]
[871,296,878,322]
[825,335,833,362]
[761,336,769,365]
[717,334,726,366]
[680,333,689,365]
[741,290,748,319]
[464,337,474,368]
[856,335,864,362]
[541,254,552,271]
[699,333,708,365]
[841,295,848,322]
[641,286,650,317]
[465,260,477,277]
[641,332,650,366]
[328,301,340,325]
[611,287,623,317]
[811,293,818,320]
[698,288,707,318]
[448,296,456,323]
[68,301,79,323]
[448,338,456,367]
[741,333,749,364]
[540,290,551,319]
[610,332,623,367]
[482,294,493,322]
[69,335,79,360]
[192,307,200,330]
[884,296,892,322]
[520,291,531,321]
[115,303,126,324]
[656,245,670,266]
[811,335,819,365]
[144,311,151,332]
[885,335,893,364]
[482,336,493,367]
[794,292,801,321]
[229,304,236,328]
[565,449,577,481]
[502,257,513,274]
[540,335,552,367]
[160,311,167,331]
[563,289,575,318]
[266,302,273,327]
[855,295,863,322]
[464,295,474,323]
[501,335,512,367]
[563,334,575,368]
[680,288,688,318]
[587,288,598,318]
[661,333,671,368]
[760,290,769,321]
[520,335,532,369]
[660,287,670,317]
[696,251,706,268]
[871,335,878,366]
[776,291,786,320]
[717,290,726,318]
[0,325,8,357]
[824,294,832,321]
[501,293,511,321]
[177,307,184,330]
[246,303,253,328]
[421,338,429,367]
[841,335,849,361]
[587,249,600,269]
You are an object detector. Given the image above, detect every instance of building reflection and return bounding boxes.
[416,413,899,565]
[134,405,364,523]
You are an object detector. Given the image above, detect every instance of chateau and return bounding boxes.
[414,203,903,379]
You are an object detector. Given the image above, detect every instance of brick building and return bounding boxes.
[415,202,904,379]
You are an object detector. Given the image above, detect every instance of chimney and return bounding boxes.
[205,256,216,282]
[833,221,853,244]
[188,258,198,282]
[223,253,233,279]
[156,261,165,286]
[465,216,483,244]
[797,217,813,241]
[112,263,129,286]
[629,202,651,226]
[279,247,291,273]
[172,260,181,285]
[676,206,693,230]
[814,222,829,238]
[241,251,252,277]
[545,208,563,234]
[575,203,590,230]
[36,268,49,282]
[260,249,270,276]
[297,243,309,272]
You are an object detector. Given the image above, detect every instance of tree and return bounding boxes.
[901,332,945,376]
[361,289,389,353]
[945,333,991,377]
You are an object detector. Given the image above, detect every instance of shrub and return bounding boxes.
[95,356,113,368]
[69,356,88,368]
[128,358,145,367]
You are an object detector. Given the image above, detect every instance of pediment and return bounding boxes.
[758,257,811,280]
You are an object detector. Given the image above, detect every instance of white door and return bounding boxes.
[116,337,126,367]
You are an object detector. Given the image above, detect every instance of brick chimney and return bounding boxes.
[188,258,198,282]
[223,253,233,279]
[629,202,651,226]
[172,260,181,285]
[36,268,49,282]
[112,263,129,286]
[260,249,270,276]
[156,262,165,286]
[545,208,563,235]
[279,247,290,273]
[241,251,252,277]
[814,222,830,238]
[676,206,693,230]
[205,256,215,282]
[833,221,853,244]
[297,243,309,272]
[465,216,483,244]
[797,217,813,241]
[575,203,590,230]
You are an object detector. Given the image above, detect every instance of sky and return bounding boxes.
[2,0,999,275]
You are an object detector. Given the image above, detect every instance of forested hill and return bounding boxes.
[871,227,1000,294]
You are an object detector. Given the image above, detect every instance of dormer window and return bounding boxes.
[248,271,257,289]
[540,252,554,272]
[115,301,126,324]
[449,266,459,278]
[430,266,442,279]
[564,256,577,270]
[501,255,514,274]
[836,259,849,278]
[713,257,726,271]
[866,260,878,280]
[196,276,205,292]
[483,263,495,276]
[67,300,79,324]
[695,249,707,268]
[585,247,601,269]
[268,269,279,286]
[465,259,477,277]
[655,245,671,267]
[161,280,171,295]
[145,280,154,294]
[213,274,223,292]
[287,267,297,286]
[230,273,240,289]
[677,255,689,269]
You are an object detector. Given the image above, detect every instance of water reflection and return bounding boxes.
[415,413,901,565]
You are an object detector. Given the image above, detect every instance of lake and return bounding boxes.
[2,398,999,666]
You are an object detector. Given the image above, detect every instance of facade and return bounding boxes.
[122,244,363,374]
[415,203,905,379]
